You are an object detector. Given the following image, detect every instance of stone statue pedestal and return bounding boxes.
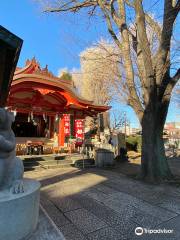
[0,178,40,240]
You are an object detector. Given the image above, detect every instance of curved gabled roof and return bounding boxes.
[7,58,110,117]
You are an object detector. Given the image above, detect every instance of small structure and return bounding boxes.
[95,148,114,167]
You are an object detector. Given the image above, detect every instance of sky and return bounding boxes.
[0,0,179,128]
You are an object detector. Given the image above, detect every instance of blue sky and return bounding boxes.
[0,0,179,127]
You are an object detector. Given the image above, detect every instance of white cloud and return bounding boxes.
[57,67,68,77]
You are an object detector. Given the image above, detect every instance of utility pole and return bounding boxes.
[124,112,127,140]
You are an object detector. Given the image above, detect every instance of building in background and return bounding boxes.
[7,58,110,152]
[164,122,180,149]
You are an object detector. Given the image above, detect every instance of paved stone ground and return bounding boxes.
[29,208,65,240]
[25,167,180,240]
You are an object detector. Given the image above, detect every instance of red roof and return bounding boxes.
[7,58,110,118]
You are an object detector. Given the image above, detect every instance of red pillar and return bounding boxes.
[58,116,65,147]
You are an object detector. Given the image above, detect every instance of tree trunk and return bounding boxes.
[140,105,173,182]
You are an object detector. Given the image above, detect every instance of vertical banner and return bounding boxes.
[75,119,84,142]
[63,114,70,136]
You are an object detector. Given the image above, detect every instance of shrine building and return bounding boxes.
[6,58,110,153]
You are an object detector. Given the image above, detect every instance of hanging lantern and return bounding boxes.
[43,113,47,123]
[55,114,59,122]
[13,109,17,117]
[28,113,30,122]
[31,112,33,120]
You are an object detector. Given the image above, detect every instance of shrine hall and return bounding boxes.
[6,58,110,154]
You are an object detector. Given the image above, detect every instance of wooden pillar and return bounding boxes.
[58,116,65,147]
[49,116,54,139]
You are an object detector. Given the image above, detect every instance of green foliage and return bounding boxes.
[126,135,142,152]
[136,135,142,152]
[59,72,72,81]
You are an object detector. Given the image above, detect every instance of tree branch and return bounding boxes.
[171,68,180,88]
[134,0,155,105]
[117,0,144,122]
[162,68,180,102]
[155,0,180,85]
[145,14,161,42]
[44,0,97,13]
[98,0,122,50]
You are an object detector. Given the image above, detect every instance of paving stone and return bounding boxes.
[138,192,168,205]
[120,205,162,228]
[87,227,127,240]
[104,191,143,206]
[164,186,180,198]
[157,215,180,237]
[130,207,162,228]
[64,208,107,234]
[94,184,119,195]
[102,201,162,228]
[40,195,54,208]
[83,188,109,202]
[103,192,177,222]
[40,197,70,227]
[102,180,141,197]
[71,193,126,226]
[102,198,134,216]
[100,173,159,196]
[131,200,178,221]
[29,209,65,240]
[51,197,81,213]
[157,196,180,214]
[113,219,139,238]
[45,209,70,228]
[59,223,87,240]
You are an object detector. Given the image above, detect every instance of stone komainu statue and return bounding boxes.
[0,108,24,193]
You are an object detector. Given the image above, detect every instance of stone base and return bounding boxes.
[0,178,40,240]
[95,149,114,167]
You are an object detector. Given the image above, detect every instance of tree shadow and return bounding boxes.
[32,166,180,240]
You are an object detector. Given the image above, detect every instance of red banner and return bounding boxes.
[63,114,70,136]
[75,119,84,141]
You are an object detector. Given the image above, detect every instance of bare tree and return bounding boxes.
[173,82,180,106]
[78,40,119,105]
[110,110,129,130]
[40,0,180,182]
[74,41,120,134]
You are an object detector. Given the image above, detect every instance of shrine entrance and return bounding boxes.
[12,112,47,138]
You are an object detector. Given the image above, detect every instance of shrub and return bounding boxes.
[126,135,142,152]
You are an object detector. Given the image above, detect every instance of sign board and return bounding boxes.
[75,119,84,142]
[64,114,70,136]
[0,26,23,107]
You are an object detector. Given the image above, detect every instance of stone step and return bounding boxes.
[20,154,69,162]
[24,165,45,171]
[21,154,83,163]
[75,164,96,169]
[23,159,73,166]
[23,154,93,171]
[74,159,95,168]
[24,162,73,171]
[42,164,74,169]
